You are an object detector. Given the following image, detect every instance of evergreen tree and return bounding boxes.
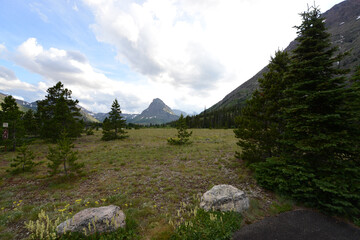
[0,95,25,151]
[234,50,290,165]
[37,82,83,141]
[9,145,38,174]
[101,99,128,141]
[47,132,83,176]
[168,114,192,145]
[255,6,360,217]
[23,109,38,136]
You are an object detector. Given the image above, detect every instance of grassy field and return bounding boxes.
[0,128,288,239]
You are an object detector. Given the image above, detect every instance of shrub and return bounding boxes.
[8,145,39,174]
[47,132,83,176]
[168,114,192,145]
[170,208,242,240]
[25,209,60,240]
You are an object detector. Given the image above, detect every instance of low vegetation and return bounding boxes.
[0,128,282,239]
[167,115,192,145]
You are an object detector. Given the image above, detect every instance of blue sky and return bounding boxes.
[0,0,344,113]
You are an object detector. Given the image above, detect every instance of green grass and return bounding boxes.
[0,128,281,239]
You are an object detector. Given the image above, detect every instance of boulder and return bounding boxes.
[57,205,125,235]
[200,184,249,213]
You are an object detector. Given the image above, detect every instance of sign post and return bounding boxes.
[2,123,8,152]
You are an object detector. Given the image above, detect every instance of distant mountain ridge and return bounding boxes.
[0,93,185,125]
[208,0,360,112]
[93,98,186,125]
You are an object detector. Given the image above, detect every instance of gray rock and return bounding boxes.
[200,184,249,212]
[57,205,125,235]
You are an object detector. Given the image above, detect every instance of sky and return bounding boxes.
[0,0,344,114]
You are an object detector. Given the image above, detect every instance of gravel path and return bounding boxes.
[233,210,360,240]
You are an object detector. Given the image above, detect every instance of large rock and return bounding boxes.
[57,205,125,235]
[200,185,249,213]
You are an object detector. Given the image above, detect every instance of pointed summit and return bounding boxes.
[141,98,175,116]
[132,98,179,125]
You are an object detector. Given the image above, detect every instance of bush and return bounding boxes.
[8,145,39,174]
[171,208,242,240]
[168,115,192,145]
[25,209,60,240]
[47,132,84,176]
[254,157,360,217]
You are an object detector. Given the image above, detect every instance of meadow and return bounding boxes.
[0,129,291,239]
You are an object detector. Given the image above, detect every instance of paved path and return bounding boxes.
[233,210,360,240]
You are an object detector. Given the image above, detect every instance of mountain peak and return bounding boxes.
[142,98,174,115]
[128,98,179,125]
[150,98,166,107]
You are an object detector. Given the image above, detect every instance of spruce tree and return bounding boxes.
[47,132,83,176]
[37,82,83,141]
[0,95,25,151]
[101,99,128,141]
[23,109,38,136]
[168,114,192,145]
[9,145,38,174]
[234,50,290,165]
[255,6,360,217]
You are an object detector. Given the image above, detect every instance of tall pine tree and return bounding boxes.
[234,50,290,165]
[255,6,360,217]
[37,82,83,141]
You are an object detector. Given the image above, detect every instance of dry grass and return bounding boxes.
[0,128,276,239]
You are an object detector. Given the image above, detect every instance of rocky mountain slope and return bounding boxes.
[93,98,184,125]
[208,0,360,112]
[129,98,180,125]
[0,92,37,112]
[0,92,99,123]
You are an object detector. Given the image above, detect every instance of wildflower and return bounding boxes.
[101,198,106,202]
[124,203,128,207]
[95,201,99,204]
[58,209,66,212]
[153,205,157,208]
[1,207,4,210]
[75,199,82,203]
[19,200,23,203]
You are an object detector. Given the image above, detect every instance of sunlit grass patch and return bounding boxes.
[0,128,270,239]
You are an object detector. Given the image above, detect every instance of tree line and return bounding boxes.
[0,82,129,176]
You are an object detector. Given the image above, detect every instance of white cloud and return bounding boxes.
[1,0,345,114]
[85,0,226,92]
[9,38,167,113]
[29,2,49,23]
[73,3,79,11]
[0,66,37,92]
[81,0,344,113]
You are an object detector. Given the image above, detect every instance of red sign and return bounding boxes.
[2,129,8,140]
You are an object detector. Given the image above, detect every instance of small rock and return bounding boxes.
[200,184,249,213]
[57,205,125,235]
